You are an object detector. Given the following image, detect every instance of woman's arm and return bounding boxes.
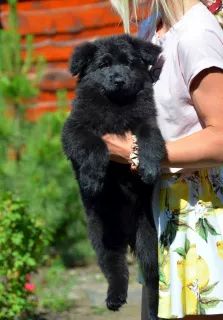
[103,68,223,169]
[164,68,223,168]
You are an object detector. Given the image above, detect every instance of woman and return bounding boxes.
[103,0,223,319]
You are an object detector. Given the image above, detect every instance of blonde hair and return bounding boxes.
[215,8,223,27]
[110,0,174,33]
[110,0,223,33]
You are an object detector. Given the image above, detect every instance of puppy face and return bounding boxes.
[70,35,161,104]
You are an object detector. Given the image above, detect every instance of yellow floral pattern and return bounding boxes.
[217,241,223,259]
[139,168,223,318]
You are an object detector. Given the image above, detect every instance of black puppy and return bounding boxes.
[62,34,166,320]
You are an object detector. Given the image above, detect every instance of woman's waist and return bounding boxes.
[160,166,221,180]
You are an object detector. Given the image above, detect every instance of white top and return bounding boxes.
[145,2,223,173]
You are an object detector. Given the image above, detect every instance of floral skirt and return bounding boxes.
[139,168,223,318]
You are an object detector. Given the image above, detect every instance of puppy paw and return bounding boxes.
[106,292,127,311]
[138,160,161,185]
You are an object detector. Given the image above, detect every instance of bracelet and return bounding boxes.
[130,135,139,173]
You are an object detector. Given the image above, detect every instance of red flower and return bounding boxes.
[24,283,35,291]
[25,274,31,281]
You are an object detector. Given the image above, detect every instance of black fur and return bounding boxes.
[62,34,166,320]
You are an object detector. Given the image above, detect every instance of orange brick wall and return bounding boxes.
[0,0,141,120]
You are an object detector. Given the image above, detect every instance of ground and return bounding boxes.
[36,262,142,320]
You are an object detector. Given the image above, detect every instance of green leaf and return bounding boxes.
[172,219,191,232]
[174,247,186,259]
[1,32,13,73]
[197,302,201,314]
[168,224,177,245]
[200,307,206,315]
[26,257,36,267]
[11,234,23,245]
[159,254,165,267]
[203,218,220,236]
[159,243,165,256]
[160,282,170,292]
[200,282,219,296]
[196,218,208,242]
[21,34,34,74]
[200,298,223,309]
[160,222,173,247]
[159,269,166,285]
[185,238,191,254]
[8,0,18,6]
[172,209,191,217]
[199,304,206,315]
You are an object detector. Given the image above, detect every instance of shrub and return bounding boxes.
[0,192,51,319]
[0,0,94,267]
[0,93,94,266]
[0,0,45,165]
[34,259,77,312]
[20,105,94,266]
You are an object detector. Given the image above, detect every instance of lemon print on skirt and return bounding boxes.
[199,175,223,216]
[175,239,223,315]
[168,179,189,211]
[159,245,170,293]
[216,241,223,259]
[159,294,171,318]
[182,285,198,315]
[159,247,170,281]
[154,169,223,318]
[176,244,209,289]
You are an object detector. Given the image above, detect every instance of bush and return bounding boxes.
[0,0,94,267]
[0,192,50,319]
[0,95,94,267]
[19,106,94,266]
[0,0,45,166]
[34,259,77,312]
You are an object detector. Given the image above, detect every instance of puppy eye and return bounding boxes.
[99,61,112,68]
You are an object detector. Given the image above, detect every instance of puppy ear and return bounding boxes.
[129,36,162,66]
[139,41,162,66]
[69,42,97,76]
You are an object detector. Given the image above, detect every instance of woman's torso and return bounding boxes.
[140,2,223,173]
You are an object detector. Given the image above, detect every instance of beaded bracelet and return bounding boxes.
[130,135,139,173]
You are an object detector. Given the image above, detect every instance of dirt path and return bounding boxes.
[41,263,142,320]
[73,263,141,320]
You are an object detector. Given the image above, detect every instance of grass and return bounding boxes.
[34,259,77,312]
[91,306,108,315]
[92,273,105,282]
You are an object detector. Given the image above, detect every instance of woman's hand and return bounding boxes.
[102,132,133,164]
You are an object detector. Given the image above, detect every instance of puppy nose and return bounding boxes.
[114,76,125,87]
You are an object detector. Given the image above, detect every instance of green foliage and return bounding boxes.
[0,192,50,319]
[0,0,93,268]
[20,106,94,266]
[0,0,45,163]
[0,2,45,104]
[91,307,108,315]
[35,259,77,312]
[0,101,94,266]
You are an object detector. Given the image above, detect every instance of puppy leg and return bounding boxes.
[62,119,109,196]
[134,122,166,184]
[87,210,129,311]
[136,214,159,320]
